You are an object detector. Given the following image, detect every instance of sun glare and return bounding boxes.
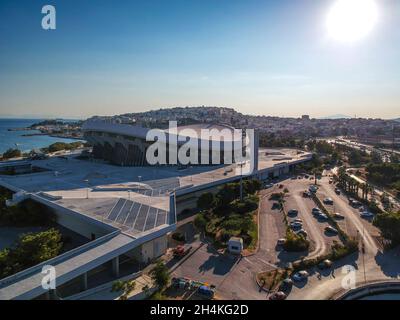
[326,0,379,43]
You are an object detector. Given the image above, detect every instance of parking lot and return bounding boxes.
[171,243,240,291]
[284,179,341,254]
[316,174,381,252]
[168,173,386,300]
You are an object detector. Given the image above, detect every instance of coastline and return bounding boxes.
[0,118,85,154]
[21,132,84,140]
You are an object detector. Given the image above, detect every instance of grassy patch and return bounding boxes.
[257,269,287,291]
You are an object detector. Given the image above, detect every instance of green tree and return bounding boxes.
[111,280,136,300]
[373,212,400,245]
[0,199,56,227]
[150,261,170,290]
[370,151,383,164]
[216,183,240,207]
[194,213,207,231]
[0,229,63,279]
[0,249,11,279]
[197,192,215,211]
[11,229,62,268]
[2,148,22,159]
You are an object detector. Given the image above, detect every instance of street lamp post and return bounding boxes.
[84,179,89,199]
[238,161,246,202]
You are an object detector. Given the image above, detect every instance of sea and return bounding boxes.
[0,118,84,154]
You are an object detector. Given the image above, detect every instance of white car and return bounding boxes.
[292,270,309,282]
[265,183,274,189]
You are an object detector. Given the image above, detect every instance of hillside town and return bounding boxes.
[89,106,400,147]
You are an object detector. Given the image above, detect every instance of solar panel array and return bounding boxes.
[105,198,168,234]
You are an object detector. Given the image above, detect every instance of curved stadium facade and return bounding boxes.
[83,120,244,166]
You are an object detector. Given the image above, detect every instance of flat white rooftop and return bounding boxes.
[0,148,311,236]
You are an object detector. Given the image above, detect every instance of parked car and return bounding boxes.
[325,226,339,235]
[303,191,311,198]
[173,244,193,258]
[197,286,215,299]
[333,212,345,219]
[293,218,303,223]
[296,229,308,238]
[360,211,374,219]
[265,183,274,189]
[292,271,309,282]
[269,291,287,300]
[350,199,362,208]
[323,198,334,205]
[318,213,329,220]
[288,209,299,216]
[290,221,303,230]
[280,278,293,291]
[277,238,287,246]
[318,259,333,270]
[312,207,322,215]
[335,188,341,195]
[309,185,318,193]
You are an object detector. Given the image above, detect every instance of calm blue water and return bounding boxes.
[0,119,84,154]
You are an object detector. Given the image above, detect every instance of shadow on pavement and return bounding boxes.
[375,246,400,278]
[198,246,239,276]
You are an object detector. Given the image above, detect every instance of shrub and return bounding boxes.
[194,213,207,231]
[373,212,400,245]
[230,196,259,214]
[150,261,170,289]
[216,179,261,208]
[269,192,284,201]
[111,280,136,300]
[197,192,216,211]
[0,200,56,227]
[171,232,185,242]
[0,229,63,279]
[243,179,262,195]
[2,149,22,159]
[283,230,310,252]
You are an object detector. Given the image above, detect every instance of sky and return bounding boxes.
[0,0,399,119]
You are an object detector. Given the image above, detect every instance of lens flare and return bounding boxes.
[326,0,379,43]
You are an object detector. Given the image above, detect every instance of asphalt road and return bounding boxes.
[287,174,400,300]
[170,175,399,300]
[317,175,379,254]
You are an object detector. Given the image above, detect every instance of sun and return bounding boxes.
[326,0,379,43]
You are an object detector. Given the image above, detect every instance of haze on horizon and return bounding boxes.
[0,0,399,120]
